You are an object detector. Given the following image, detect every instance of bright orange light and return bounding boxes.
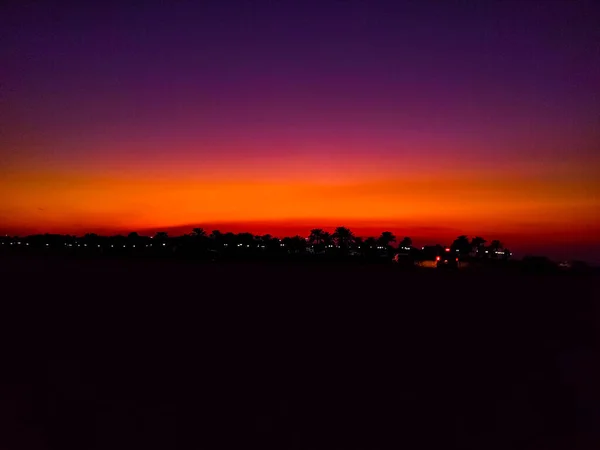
[0,154,599,248]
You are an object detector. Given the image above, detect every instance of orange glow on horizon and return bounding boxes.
[2,157,599,250]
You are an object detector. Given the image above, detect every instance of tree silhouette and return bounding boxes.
[192,228,206,238]
[256,234,277,251]
[237,232,255,247]
[223,232,236,247]
[5,226,524,266]
[452,235,471,255]
[207,230,221,247]
[258,234,274,249]
[333,227,354,248]
[364,237,378,248]
[471,236,486,256]
[399,237,412,249]
[378,231,396,248]
[489,239,503,250]
[154,231,168,242]
[308,229,326,245]
[283,235,307,253]
[125,232,141,248]
[489,240,503,258]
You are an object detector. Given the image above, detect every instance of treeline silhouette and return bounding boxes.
[0,227,589,270]
[0,227,594,273]
[1,227,514,261]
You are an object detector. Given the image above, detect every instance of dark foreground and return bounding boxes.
[1,256,599,449]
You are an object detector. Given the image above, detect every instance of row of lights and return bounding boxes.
[3,241,509,256]
[2,242,171,248]
[4,241,288,248]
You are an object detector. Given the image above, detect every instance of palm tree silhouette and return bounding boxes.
[333,227,354,248]
[308,229,326,245]
[18,226,520,266]
[192,228,206,238]
[452,235,471,255]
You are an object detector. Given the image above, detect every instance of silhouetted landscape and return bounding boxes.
[2,227,595,274]
[2,226,599,449]
[3,0,600,448]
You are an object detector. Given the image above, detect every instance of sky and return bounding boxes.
[1,1,599,261]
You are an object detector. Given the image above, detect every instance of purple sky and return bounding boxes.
[4,0,599,162]
[2,0,599,261]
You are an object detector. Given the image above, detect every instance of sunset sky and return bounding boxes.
[2,1,599,260]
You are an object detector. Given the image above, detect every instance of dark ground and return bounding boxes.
[1,255,599,449]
